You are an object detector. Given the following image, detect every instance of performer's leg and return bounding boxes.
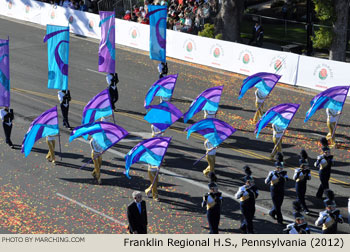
[329,122,336,147]
[203,155,215,176]
[253,101,263,123]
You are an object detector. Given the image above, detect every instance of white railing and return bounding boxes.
[1,0,349,92]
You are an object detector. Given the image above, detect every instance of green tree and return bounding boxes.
[198,24,215,38]
[312,0,349,61]
[215,0,245,42]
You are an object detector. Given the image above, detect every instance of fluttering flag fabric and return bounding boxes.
[21,106,59,157]
[304,86,350,123]
[147,5,167,62]
[82,89,113,125]
[43,25,70,90]
[124,137,171,179]
[238,72,281,100]
[144,74,178,108]
[98,11,115,73]
[185,118,236,147]
[183,86,223,123]
[69,122,128,151]
[144,101,183,131]
[255,103,300,138]
[0,38,10,107]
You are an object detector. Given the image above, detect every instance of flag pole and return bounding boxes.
[58,134,62,161]
[193,147,218,166]
[55,106,63,161]
[270,129,285,156]
[330,86,349,145]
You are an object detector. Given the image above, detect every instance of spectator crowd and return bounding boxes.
[36,0,221,35]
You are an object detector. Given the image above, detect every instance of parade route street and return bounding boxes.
[0,16,349,234]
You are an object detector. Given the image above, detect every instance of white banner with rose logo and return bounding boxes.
[228,43,300,85]
[0,0,26,20]
[3,0,350,93]
[40,3,69,26]
[296,55,350,93]
[115,19,149,51]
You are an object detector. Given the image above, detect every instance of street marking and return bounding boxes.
[181,96,194,101]
[311,133,325,137]
[56,193,127,226]
[86,68,105,75]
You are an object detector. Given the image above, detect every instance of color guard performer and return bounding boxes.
[265,153,288,224]
[106,73,119,112]
[204,108,216,119]
[0,107,14,148]
[90,137,104,185]
[270,123,284,160]
[293,150,311,214]
[203,139,217,177]
[145,164,160,201]
[158,62,168,79]
[235,166,259,234]
[202,182,222,234]
[151,125,163,138]
[252,88,267,124]
[315,189,343,234]
[57,89,71,129]
[326,108,340,148]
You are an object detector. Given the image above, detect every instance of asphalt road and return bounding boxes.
[0,15,349,234]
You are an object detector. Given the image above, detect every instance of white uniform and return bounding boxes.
[326,108,340,123]
[255,89,267,103]
[204,110,216,119]
[205,140,216,155]
[0,109,12,126]
[272,124,284,138]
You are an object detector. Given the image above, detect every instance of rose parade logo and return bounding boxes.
[25,5,30,13]
[243,53,250,64]
[8,1,13,9]
[213,48,220,58]
[274,59,283,71]
[88,20,94,29]
[131,29,137,39]
[50,11,55,19]
[319,68,328,80]
[186,42,193,52]
[69,16,74,24]
[313,64,333,81]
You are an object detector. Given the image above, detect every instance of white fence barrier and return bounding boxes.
[0,0,349,92]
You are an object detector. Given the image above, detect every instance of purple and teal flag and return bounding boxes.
[98,11,115,73]
[43,25,69,90]
[144,74,178,108]
[147,5,167,62]
[82,89,113,125]
[255,103,300,138]
[183,86,223,123]
[21,106,59,157]
[124,137,171,179]
[144,101,183,131]
[238,72,281,100]
[304,86,350,123]
[185,118,236,147]
[69,122,128,151]
[0,38,10,107]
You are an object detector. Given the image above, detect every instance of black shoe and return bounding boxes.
[240,224,247,233]
[269,211,276,220]
[277,220,284,225]
[113,108,117,112]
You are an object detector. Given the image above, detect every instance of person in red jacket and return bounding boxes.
[123,10,131,20]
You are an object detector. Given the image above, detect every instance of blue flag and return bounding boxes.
[147,5,167,62]
[43,25,70,90]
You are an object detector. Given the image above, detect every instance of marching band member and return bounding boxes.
[106,73,119,112]
[202,182,222,234]
[0,107,14,148]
